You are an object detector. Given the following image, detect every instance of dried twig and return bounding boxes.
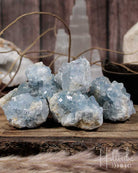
[0,12,72,94]
[49,55,61,68]
[76,47,138,74]
[109,61,138,74]
[0,11,71,62]
[0,49,15,53]
[0,27,55,92]
[23,50,76,60]
[76,47,138,58]
[0,12,138,96]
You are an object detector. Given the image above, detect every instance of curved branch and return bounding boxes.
[0,11,71,62]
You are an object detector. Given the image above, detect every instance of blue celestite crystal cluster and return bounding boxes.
[55,58,92,93]
[89,76,136,121]
[49,91,103,130]
[3,93,49,128]
[13,62,60,100]
[25,62,60,100]
[0,58,135,129]
[0,62,60,128]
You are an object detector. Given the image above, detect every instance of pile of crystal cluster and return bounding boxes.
[0,58,135,130]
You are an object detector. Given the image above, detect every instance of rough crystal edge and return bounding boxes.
[0,89,17,108]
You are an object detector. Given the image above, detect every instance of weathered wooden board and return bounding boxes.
[1,0,138,64]
[0,0,40,61]
[86,0,107,59]
[0,0,2,31]
[40,0,74,71]
[0,106,138,156]
[108,0,138,62]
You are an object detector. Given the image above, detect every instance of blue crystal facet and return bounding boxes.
[55,58,92,93]
[0,59,135,129]
[49,91,103,130]
[89,76,135,121]
[2,93,49,128]
[26,62,60,100]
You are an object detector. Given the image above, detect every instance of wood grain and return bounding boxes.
[40,0,74,72]
[1,0,138,64]
[0,105,138,156]
[86,0,107,59]
[108,0,138,62]
[0,0,2,31]
[0,0,40,61]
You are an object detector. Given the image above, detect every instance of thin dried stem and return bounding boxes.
[90,60,102,66]
[0,27,56,91]
[0,11,72,91]
[38,53,54,59]
[76,47,138,59]
[0,56,19,81]
[102,66,138,75]
[1,12,138,95]
[23,53,54,61]
[23,50,76,60]
[21,27,55,56]
[76,47,138,74]
[110,61,138,74]
[0,47,21,86]
[0,11,71,62]
[0,49,15,53]
[0,55,23,92]
[49,55,61,68]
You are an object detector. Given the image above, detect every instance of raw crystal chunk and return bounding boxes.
[0,38,33,86]
[26,62,53,84]
[0,88,17,107]
[26,62,60,100]
[1,93,49,128]
[13,82,31,96]
[55,58,92,93]
[123,22,138,64]
[88,77,111,105]
[89,76,136,121]
[12,82,39,98]
[49,91,103,130]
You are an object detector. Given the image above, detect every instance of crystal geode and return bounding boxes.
[89,76,135,121]
[1,93,49,128]
[55,58,92,93]
[26,62,60,100]
[49,91,103,130]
